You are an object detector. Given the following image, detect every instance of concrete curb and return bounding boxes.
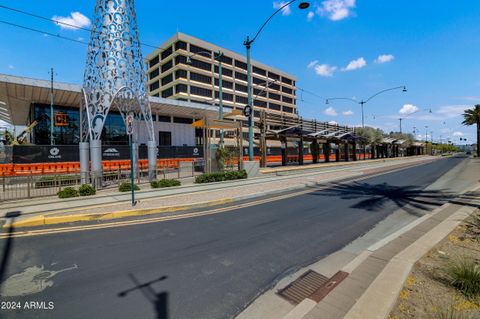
[6,198,235,228]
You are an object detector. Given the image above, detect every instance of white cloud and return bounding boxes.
[453,131,464,137]
[273,1,292,16]
[342,57,366,71]
[375,54,395,64]
[342,110,354,116]
[328,120,338,125]
[52,12,91,30]
[307,11,315,21]
[325,107,338,116]
[314,64,337,77]
[7,65,14,70]
[460,96,480,101]
[307,60,319,68]
[317,0,356,21]
[399,104,419,115]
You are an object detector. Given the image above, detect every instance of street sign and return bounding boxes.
[126,114,134,135]
[243,105,252,117]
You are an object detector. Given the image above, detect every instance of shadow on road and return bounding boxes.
[449,191,480,208]
[118,274,169,319]
[311,182,454,216]
[0,211,21,291]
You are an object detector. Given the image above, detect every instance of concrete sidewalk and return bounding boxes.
[1,156,436,228]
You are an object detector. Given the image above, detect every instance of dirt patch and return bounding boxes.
[389,212,480,319]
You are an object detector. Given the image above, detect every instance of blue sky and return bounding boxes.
[0,0,479,144]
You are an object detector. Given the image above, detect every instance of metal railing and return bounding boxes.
[0,160,204,202]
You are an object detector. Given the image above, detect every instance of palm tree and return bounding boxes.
[462,105,480,157]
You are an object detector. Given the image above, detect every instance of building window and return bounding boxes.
[175,41,187,51]
[152,93,159,97]
[254,99,267,108]
[215,91,234,101]
[190,72,212,84]
[161,73,173,86]
[161,87,173,98]
[161,46,173,60]
[188,58,211,71]
[175,55,188,65]
[190,85,212,98]
[190,44,211,57]
[282,86,293,94]
[149,68,159,80]
[268,71,280,80]
[253,66,266,76]
[282,96,293,104]
[149,81,159,92]
[235,83,248,93]
[235,71,248,82]
[253,77,265,85]
[235,95,248,105]
[158,115,171,123]
[158,131,172,146]
[214,78,233,89]
[235,60,247,70]
[176,84,187,93]
[161,60,173,72]
[270,83,280,91]
[269,103,281,111]
[175,69,187,80]
[269,92,281,101]
[254,110,261,118]
[215,66,233,77]
[173,117,193,124]
[253,88,264,96]
[283,106,294,113]
[149,56,159,68]
[219,55,233,65]
[282,77,293,85]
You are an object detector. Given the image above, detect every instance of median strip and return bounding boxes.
[6,198,234,228]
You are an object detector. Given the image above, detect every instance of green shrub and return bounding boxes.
[57,187,79,199]
[447,259,480,297]
[119,182,140,192]
[195,170,247,184]
[79,184,96,196]
[150,179,181,188]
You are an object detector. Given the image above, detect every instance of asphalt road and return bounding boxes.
[0,156,467,319]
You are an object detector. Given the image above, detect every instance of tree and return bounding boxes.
[462,105,480,157]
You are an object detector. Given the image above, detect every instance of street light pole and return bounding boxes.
[244,0,310,161]
[326,86,407,128]
[399,118,403,134]
[49,68,55,145]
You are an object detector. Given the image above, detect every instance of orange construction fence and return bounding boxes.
[0,153,372,177]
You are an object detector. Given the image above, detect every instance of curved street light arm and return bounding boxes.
[246,0,296,46]
[363,86,406,104]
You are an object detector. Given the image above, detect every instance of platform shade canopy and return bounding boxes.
[0,73,229,126]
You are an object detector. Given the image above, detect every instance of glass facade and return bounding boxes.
[31,104,128,145]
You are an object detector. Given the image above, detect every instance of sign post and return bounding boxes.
[126,113,136,206]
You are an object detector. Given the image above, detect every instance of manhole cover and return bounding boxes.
[277,270,329,305]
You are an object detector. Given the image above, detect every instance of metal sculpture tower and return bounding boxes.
[79,0,157,187]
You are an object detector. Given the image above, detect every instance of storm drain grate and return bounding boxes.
[277,270,329,305]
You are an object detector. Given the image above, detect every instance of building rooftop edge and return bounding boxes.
[145,32,297,81]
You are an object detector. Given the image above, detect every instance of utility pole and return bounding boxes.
[49,68,55,145]
[399,118,403,134]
